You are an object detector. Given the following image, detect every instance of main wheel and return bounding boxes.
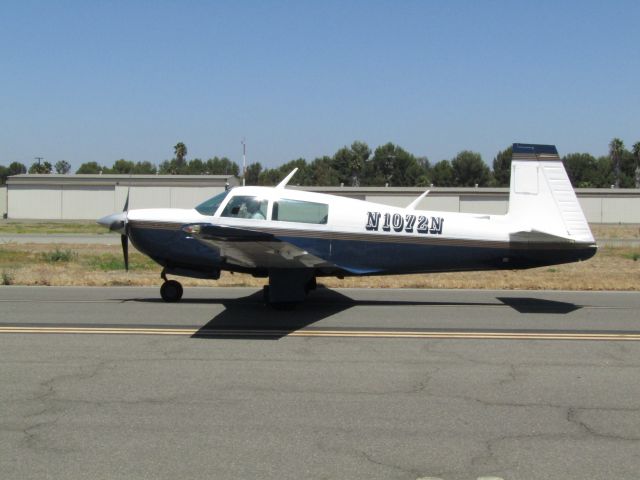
[160,280,183,303]
[263,285,297,310]
[305,277,317,294]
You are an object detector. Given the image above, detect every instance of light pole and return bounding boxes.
[241,138,246,186]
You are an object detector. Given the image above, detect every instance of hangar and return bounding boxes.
[2,174,639,223]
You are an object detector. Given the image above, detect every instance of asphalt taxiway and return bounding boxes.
[1,286,640,480]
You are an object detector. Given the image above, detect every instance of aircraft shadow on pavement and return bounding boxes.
[496,297,581,314]
[183,289,582,340]
[129,289,581,339]
[191,289,354,340]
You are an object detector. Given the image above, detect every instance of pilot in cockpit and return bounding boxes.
[246,199,265,220]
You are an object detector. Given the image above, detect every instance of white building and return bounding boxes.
[3,174,640,223]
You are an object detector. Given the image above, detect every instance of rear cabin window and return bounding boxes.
[220,196,268,220]
[272,199,328,224]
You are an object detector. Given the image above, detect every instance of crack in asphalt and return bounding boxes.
[18,361,111,453]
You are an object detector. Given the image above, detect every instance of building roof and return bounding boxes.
[7,174,240,188]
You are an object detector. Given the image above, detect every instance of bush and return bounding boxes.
[1,271,14,285]
[41,248,77,263]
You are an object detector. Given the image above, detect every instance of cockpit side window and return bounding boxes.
[195,190,230,216]
[272,199,328,224]
[220,196,268,220]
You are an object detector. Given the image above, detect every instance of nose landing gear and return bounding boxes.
[160,269,183,302]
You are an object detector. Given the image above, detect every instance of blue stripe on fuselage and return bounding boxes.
[278,235,596,274]
[129,226,222,269]
[128,224,596,277]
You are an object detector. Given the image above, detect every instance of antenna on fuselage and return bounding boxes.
[406,190,430,210]
[276,168,298,189]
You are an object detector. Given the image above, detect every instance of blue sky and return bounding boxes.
[1,0,639,171]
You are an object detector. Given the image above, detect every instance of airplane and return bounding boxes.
[98,143,597,307]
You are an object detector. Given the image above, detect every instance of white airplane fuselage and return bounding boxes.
[99,144,597,304]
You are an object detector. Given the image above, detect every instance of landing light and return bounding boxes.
[182,225,201,234]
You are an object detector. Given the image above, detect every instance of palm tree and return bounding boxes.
[609,138,624,188]
[174,142,187,167]
[633,142,640,188]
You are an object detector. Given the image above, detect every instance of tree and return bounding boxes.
[609,138,624,188]
[633,142,640,188]
[133,161,157,174]
[55,160,71,174]
[492,146,512,187]
[0,165,7,184]
[28,160,52,174]
[245,162,262,185]
[619,148,636,188]
[257,168,281,186]
[431,160,454,186]
[174,142,187,167]
[364,143,426,186]
[187,158,206,174]
[257,159,312,186]
[563,153,599,187]
[8,162,27,176]
[309,156,340,186]
[414,156,432,187]
[332,141,371,187]
[451,151,490,187]
[111,159,135,174]
[76,162,104,174]
[277,159,313,185]
[593,156,614,187]
[158,159,178,175]
[205,157,240,176]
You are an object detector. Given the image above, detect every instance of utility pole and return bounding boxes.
[34,156,43,165]
[241,138,246,186]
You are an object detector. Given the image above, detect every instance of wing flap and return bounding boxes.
[188,224,331,269]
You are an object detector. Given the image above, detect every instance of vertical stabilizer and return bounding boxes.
[507,143,594,243]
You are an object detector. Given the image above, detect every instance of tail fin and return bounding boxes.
[507,143,594,244]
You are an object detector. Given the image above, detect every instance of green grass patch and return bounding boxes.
[622,251,640,261]
[41,248,77,263]
[0,248,35,263]
[0,222,106,235]
[83,253,157,271]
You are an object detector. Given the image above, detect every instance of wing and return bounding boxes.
[187,224,332,270]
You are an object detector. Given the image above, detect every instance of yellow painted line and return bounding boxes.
[1,326,640,341]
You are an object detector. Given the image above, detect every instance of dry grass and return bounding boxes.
[0,242,637,290]
[590,224,640,239]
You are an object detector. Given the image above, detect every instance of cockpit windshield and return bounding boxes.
[195,190,230,216]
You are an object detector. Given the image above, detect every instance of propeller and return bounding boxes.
[121,227,129,271]
[97,187,130,271]
[121,187,130,271]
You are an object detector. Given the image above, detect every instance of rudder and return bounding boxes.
[507,143,594,243]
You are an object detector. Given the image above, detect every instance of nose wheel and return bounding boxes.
[160,280,183,302]
[160,269,183,302]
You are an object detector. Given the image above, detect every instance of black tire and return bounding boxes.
[263,285,297,309]
[304,277,317,294]
[160,280,183,303]
[263,285,270,304]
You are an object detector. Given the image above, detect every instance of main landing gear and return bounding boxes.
[263,269,316,309]
[160,269,183,303]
